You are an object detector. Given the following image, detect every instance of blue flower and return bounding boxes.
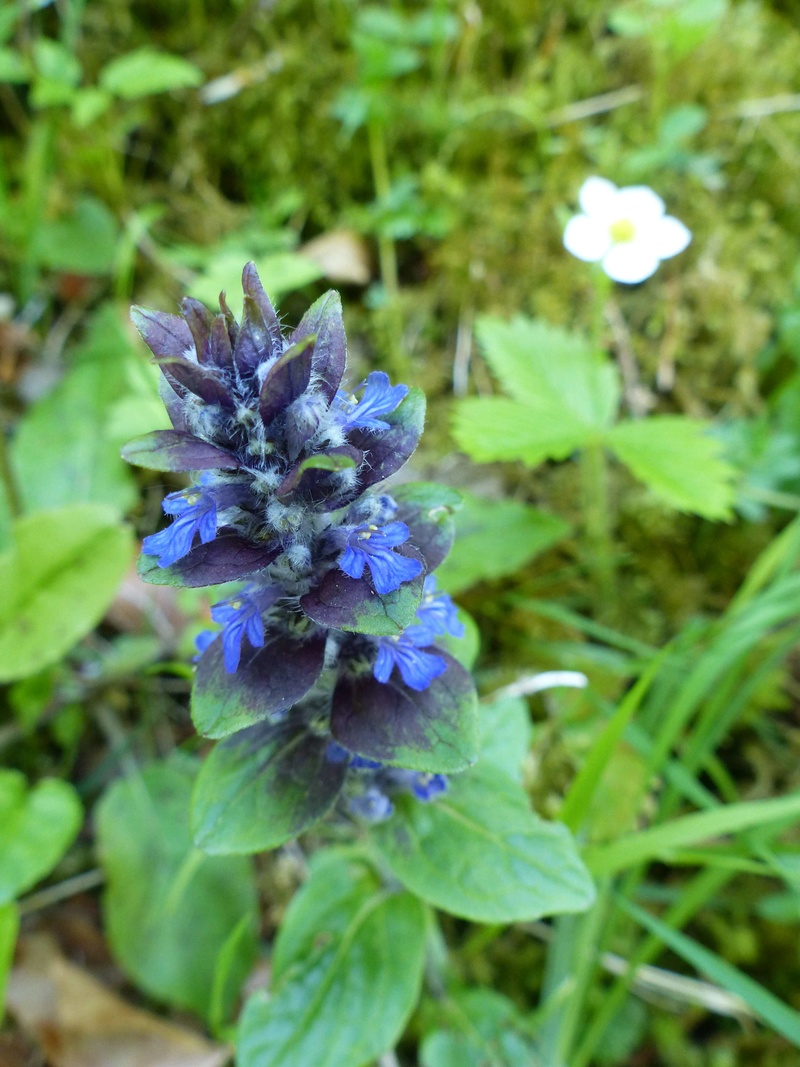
[374,636,446,691]
[142,484,218,567]
[193,629,217,661]
[338,371,408,432]
[338,521,423,594]
[405,575,465,647]
[411,772,448,802]
[210,590,266,673]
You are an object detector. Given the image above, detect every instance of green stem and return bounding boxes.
[367,117,399,301]
[580,439,616,615]
[0,426,22,518]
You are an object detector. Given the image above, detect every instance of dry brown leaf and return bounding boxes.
[7,935,230,1067]
[300,229,372,285]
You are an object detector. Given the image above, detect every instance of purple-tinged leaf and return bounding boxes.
[192,632,327,738]
[300,556,424,636]
[235,262,283,374]
[154,354,235,409]
[288,290,346,404]
[159,375,188,431]
[276,446,363,509]
[180,297,212,362]
[209,314,234,370]
[218,291,239,347]
[191,720,346,853]
[392,481,462,571]
[331,651,478,773]
[348,389,425,490]
[131,306,193,361]
[258,335,316,426]
[138,529,278,587]
[121,431,241,472]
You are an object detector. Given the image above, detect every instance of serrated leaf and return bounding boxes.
[238,852,425,1067]
[0,771,82,904]
[96,755,257,1022]
[435,491,569,593]
[0,505,133,682]
[607,416,735,519]
[452,397,590,466]
[100,48,204,99]
[192,721,346,854]
[372,762,595,922]
[476,314,621,429]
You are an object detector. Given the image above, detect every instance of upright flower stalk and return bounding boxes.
[123,264,478,840]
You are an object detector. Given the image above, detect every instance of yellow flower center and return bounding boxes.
[609,218,636,243]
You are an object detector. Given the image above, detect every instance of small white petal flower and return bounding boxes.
[564,177,692,284]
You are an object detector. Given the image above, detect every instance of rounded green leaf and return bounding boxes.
[0,505,133,682]
[0,771,82,904]
[96,755,258,1022]
[238,852,426,1067]
[372,763,595,922]
[192,721,347,854]
[100,48,203,99]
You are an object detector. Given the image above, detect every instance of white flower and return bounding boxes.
[563,176,692,284]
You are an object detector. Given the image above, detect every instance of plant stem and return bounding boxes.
[581,439,616,616]
[0,424,22,518]
[367,117,399,302]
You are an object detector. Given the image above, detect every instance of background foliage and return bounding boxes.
[2,0,800,1064]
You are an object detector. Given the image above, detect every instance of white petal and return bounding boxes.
[614,185,665,223]
[578,176,618,217]
[653,215,691,259]
[602,241,660,284]
[563,215,611,262]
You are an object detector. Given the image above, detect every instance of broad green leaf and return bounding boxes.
[479,696,532,783]
[31,196,119,276]
[621,896,800,1047]
[0,904,18,1023]
[13,305,156,514]
[0,771,82,904]
[373,763,595,922]
[192,721,346,854]
[100,48,204,99]
[435,492,570,593]
[475,315,621,430]
[585,791,800,877]
[0,48,29,83]
[452,397,589,466]
[238,851,426,1067]
[96,755,258,1022]
[420,988,536,1067]
[607,416,735,519]
[0,505,133,682]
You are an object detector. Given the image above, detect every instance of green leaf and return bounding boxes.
[192,721,346,854]
[620,896,800,1047]
[0,904,18,1023]
[13,357,139,510]
[607,416,735,519]
[96,754,258,1022]
[585,791,800,877]
[476,315,621,429]
[30,196,119,276]
[0,47,29,83]
[99,48,204,99]
[238,851,426,1067]
[372,763,595,922]
[420,988,536,1067]
[435,492,570,593]
[0,505,133,682]
[0,771,82,904]
[452,397,590,466]
[479,696,533,783]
